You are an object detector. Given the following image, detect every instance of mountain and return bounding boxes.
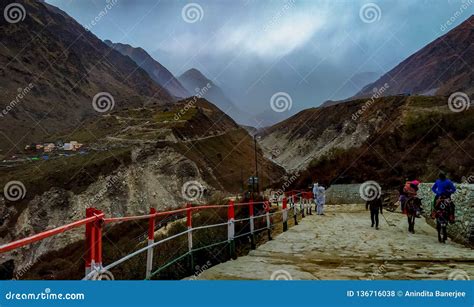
[350,72,381,90]
[260,95,473,187]
[321,72,381,108]
[0,0,173,156]
[0,97,285,279]
[357,15,474,97]
[178,69,248,124]
[104,40,190,99]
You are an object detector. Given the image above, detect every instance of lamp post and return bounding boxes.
[254,135,260,194]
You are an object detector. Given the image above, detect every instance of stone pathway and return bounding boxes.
[198,204,474,280]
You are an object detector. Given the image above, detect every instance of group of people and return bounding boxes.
[397,173,456,243]
[308,173,457,243]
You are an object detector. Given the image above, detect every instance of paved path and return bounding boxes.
[198,204,473,280]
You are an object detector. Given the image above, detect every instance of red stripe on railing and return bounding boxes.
[0,214,104,254]
[0,190,310,256]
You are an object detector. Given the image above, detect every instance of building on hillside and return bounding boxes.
[43,143,55,152]
[24,144,36,151]
[63,143,73,151]
[70,141,83,150]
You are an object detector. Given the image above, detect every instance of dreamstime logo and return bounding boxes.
[351,83,389,121]
[359,181,381,201]
[440,0,473,32]
[174,83,211,121]
[359,3,381,23]
[271,171,300,202]
[0,83,35,118]
[182,3,203,23]
[270,269,292,280]
[447,269,470,280]
[367,263,386,280]
[84,0,118,31]
[270,147,281,158]
[263,201,271,211]
[181,180,204,202]
[262,0,296,32]
[3,181,26,201]
[85,174,121,208]
[4,3,26,24]
[270,92,292,113]
[91,269,115,280]
[190,261,212,280]
[461,175,474,184]
[92,92,115,113]
[447,92,471,113]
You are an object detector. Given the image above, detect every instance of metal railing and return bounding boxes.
[0,190,314,280]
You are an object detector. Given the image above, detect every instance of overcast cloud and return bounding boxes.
[46,0,472,125]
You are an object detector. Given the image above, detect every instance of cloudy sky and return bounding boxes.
[46,0,472,125]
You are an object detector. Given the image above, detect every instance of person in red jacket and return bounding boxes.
[403,180,421,233]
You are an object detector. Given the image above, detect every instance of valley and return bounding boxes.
[0,1,472,282]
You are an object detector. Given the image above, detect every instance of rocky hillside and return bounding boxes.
[0,97,284,279]
[0,0,173,156]
[105,40,190,99]
[178,68,248,124]
[260,95,473,187]
[357,15,474,97]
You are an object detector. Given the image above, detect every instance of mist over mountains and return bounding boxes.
[45,0,473,126]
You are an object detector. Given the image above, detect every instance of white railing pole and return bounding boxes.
[145,208,156,280]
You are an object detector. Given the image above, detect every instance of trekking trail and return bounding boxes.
[197,204,474,280]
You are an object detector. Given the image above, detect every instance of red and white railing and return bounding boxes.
[0,190,314,280]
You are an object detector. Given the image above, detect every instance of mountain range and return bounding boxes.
[357,15,474,98]
[260,16,474,186]
[104,40,190,99]
[177,68,250,124]
[0,1,473,280]
[0,0,173,155]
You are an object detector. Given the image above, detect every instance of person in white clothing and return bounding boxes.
[317,185,326,215]
[312,183,319,212]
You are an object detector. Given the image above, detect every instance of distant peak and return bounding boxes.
[180,68,211,82]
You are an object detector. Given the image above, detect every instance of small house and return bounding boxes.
[63,143,73,151]
[43,143,55,153]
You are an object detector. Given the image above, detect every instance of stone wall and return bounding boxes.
[418,183,474,246]
[326,184,363,205]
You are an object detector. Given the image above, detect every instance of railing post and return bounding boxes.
[301,194,305,218]
[85,208,104,280]
[146,207,156,280]
[249,199,256,249]
[265,200,272,240]
[308,192,313,215]
[94,209,103,272]
[186,204,194,271]
[85,208,94,277]
[228,200,236,259]
[85,208,104,279]
[292,192,298,225]
[282,197,288,232]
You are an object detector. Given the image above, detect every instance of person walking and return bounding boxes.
[316,184,326,215]
[366,195,383,229]
[403,179,421,234]
[433,193,453,243]
[312,183,319,212]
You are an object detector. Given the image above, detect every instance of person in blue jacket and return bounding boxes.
[431,173,456,215]
[431,173,456,198]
